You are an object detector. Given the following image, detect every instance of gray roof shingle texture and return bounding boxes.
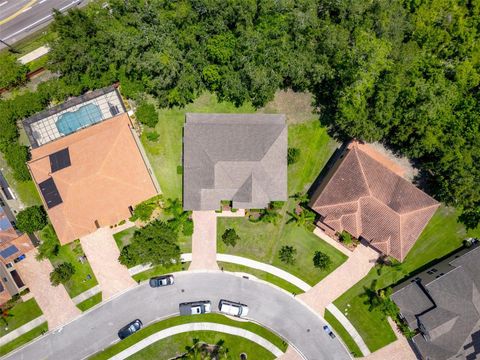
[183,113,287,210]
[310,143,439,261]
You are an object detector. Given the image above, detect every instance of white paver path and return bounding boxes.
[364,318,416,360]
[299,243,378,314]
[15,249,80,330]
[18,46,50,64]
[80,227,136,300]
[326,303,370,356]
[109,322,284,359]
[0,315,46,346]
[71,285,101,305]
[217,253,311,292]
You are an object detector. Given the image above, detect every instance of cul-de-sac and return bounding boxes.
[0,1,479,360]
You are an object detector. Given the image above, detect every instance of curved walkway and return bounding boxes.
[217,253,311,292]
[109,322,284,359]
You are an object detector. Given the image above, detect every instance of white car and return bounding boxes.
[218,299,249,317]
[179,301,211,315]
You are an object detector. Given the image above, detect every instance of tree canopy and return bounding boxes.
[15,206,48,234]
[41,0,480,229]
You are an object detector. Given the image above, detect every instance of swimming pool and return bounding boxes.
[56,103,103,135]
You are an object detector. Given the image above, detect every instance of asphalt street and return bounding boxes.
[4,272,351,360]
[0,0,86,47]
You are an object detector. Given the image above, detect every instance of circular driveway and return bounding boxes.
[5,272,351,360]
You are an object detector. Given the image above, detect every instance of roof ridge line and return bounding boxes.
[353,146,373,197]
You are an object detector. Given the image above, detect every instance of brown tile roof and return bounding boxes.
[310,141,439,261]
[28,113,158,244]
[0,234,34,265]
[0,277,11,306]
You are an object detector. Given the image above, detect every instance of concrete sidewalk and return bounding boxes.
[109,322,285,359]
[0,315,46,346]
[72,285,101,305]
[18,46,50,64]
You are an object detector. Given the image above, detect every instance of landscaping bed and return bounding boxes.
[333,206,480,352]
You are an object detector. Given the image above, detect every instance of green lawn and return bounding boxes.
[324,309,363,357]
[217,262,304,295]
[128,330,276,360]
[77,293,102,312]
[334,205,480,352]
[141,92,255,200]
[38,225,98,298]
[0,298,42,337]
[0,322,48,357]
[90,314,287,360]
[132,263,190,283]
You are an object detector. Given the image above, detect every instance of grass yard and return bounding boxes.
[141,92,255,200]
[38,225,98,298]
[0,298,43,337]
[0,322,48,357]
[128,330,276,360]
[90,313,287,360]
[132,262,190,283]
[334,205,480,352]
[77,293,102,312]
[217,262,304,294]
[324,309,363,357]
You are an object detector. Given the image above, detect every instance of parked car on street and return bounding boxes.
[323,325,336,339]
[179,301,211,315]
[149,274,174,288]
[218,299,249,317]
[118,319,143,340]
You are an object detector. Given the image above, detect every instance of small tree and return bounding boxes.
[130,201,156,222]
[313,251,332,270]
[50,262,75,286]
[145,131,160,141]
[287,147,300,165]
[0,53,28,89]
[136,102,158,128]
[222,228,239,247]
[16,206,47,234]
[278,245,297,265]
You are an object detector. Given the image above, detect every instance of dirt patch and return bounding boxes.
[260,89,317,124]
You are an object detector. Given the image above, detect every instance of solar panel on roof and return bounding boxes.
[49,148,71,173]
[39,178,63,208]
[0,216,12,231]
[0,245,19,259]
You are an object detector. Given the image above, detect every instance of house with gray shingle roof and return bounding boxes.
[309,140,439,261]
[391,245,480,360]
[183,113,287,211]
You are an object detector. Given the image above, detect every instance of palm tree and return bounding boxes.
[290,192,309,205]
[287,208,315,227]
[165,198,183,217]
[259,207,280,224]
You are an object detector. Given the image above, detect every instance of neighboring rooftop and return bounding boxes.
[391,245,480,360]
[28,113,158,244]
[310,141,439,261]
[23,85,125,148]
[183,113,287,210]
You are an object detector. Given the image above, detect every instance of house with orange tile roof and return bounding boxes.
[309,141,439,261]
[25,87,160,245]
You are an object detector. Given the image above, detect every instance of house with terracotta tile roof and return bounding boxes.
[309,141,439,261]
[25,88,160,244]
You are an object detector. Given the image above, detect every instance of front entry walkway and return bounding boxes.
[80,227,136,300]
[15,249,80,329]
[299,243,378,314]
[189,211,219,271]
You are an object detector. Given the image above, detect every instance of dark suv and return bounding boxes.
[118,319,143,340]
[149,274,174,288]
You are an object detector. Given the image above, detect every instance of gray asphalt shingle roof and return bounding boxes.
[183,113,287,210]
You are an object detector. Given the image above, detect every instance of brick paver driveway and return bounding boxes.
[16,249,80,329]
[189,211,219,271]
[80,228,136,300]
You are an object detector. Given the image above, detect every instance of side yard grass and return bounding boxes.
[217,262,304,295]
[128,330,276,360]
[324,309,363,357]
[0,298,42,337]
[77,293,102,312]
[334,205,480,352]
[0,322,48,357]
[90,313,287,360]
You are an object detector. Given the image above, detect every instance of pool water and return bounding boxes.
[56,103,103,135]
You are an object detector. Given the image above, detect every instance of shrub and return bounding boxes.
[37,224,60,260]
[221,228,239,247]
[136,102,158,128]
[313,251,332,270]
[3,143,31,181]
[182,219,194,236]
[50,262,75,286]
[130,201,156,222]
[287,148,300,165]
[16,206,47,234]
[176,165,183,175]
[146,131,160,141]
[278,245,297,265]
[339,231,352,245]
[0,53,28,89]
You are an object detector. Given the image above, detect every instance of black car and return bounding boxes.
[323,325,336,339]
[149,274,174,288]
[118,319,143,340]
